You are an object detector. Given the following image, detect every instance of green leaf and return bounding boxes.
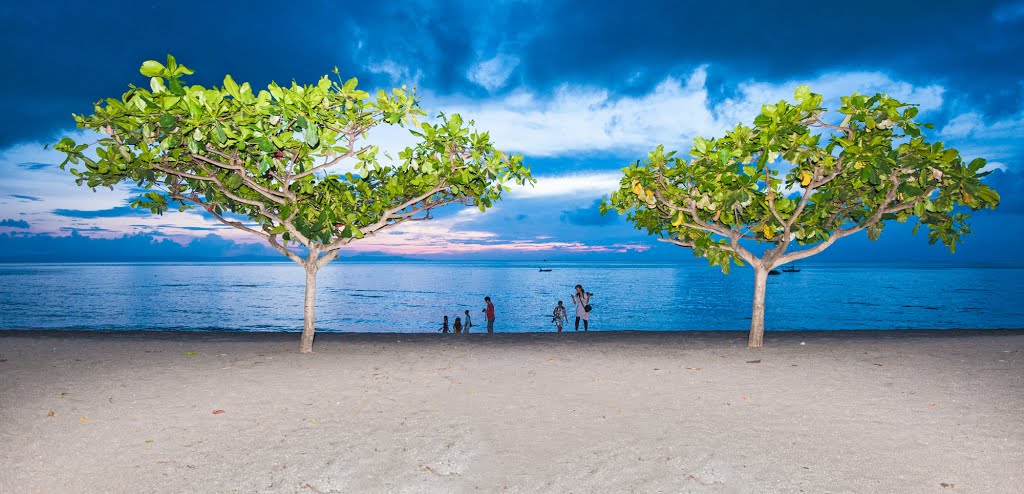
[794,85,811,103]
[223,75,240,98]
[140,60,166,77]
[305,125,319,148]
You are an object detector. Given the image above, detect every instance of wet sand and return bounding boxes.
[1,329,1022,493]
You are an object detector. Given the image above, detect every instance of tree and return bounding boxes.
[602,85,999,347]
[55,56,533,353]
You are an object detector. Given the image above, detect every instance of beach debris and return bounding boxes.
[423,465,441,475]
[873,363,883,367]
[800,342,805,346]
[212,409,226,415]
[307,418,318,424]
[685,367,703,371]
[145,440,155,444]
[928,403,939,408]
[547,357,556,362]
[59,391,67,398]
[182,351,198,357]
[47,410,55,417]
[302,483,323,493]
[746,359,762,364]
[940,483,955,488]
[79,417,88,423]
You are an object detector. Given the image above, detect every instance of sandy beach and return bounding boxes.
[1,329,1022,493]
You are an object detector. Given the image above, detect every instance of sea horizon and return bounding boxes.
[2,261,1022,334]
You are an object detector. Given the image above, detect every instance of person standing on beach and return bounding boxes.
[463,309,473,333]
[571,285,592,331]
[483,296,495,333]
[439,315,449,334]
[453,317,462,334]
[552,301,567,332]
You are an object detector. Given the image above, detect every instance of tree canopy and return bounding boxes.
[55,55,533,352]
[603,85,999,346]
[55,55,532,264]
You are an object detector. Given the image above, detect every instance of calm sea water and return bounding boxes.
[1,261,1023,333]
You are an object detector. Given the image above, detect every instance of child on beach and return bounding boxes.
[439,315,449,334]
[453,317,462,334]
[552,301,567,332]
[463,310,472,333]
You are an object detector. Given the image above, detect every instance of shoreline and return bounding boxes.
[3,327,1024,342]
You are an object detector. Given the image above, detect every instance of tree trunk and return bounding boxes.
[300,264,318,353]
[748,266,769,348]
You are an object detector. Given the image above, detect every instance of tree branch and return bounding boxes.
[289,144,372,182]
[267,234,304,264]
[189,152,289,205]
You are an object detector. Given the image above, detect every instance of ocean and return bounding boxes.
[1,261,1023,333]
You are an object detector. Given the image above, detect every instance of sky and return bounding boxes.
[0,0,1022,263]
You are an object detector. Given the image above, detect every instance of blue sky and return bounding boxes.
[1,0,1022,262]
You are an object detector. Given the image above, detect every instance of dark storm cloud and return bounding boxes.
[10,194,42,201]
[0,218,30,228]
[51,206,148,218]
[516,1,1022,112]
[5,1,1022,147]
[16,162,51,170]
[0,1,510,146]
[0,231,281,262]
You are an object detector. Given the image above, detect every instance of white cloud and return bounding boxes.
[364,59,422,86]
[0,131,267,243]
[508,171,623,199]
[428,67,946,157]
[716,71,945,127]
[940,110,1024,172]
[467,54,520,92]
[941,112,985,138]
[343,205,647,255]
[941,111,1023,140]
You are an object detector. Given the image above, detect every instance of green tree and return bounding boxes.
[602,85,999,347]
[56,56,533,353]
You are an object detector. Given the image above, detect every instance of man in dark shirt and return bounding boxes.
[483,296,495,333]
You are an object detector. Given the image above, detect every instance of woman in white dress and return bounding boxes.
[571,284,592,331]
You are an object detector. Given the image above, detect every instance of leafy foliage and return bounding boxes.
[56,55,533,265]
[602,85,999,272]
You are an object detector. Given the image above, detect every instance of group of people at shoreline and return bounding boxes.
[438,285,593,334]
[438,296,495,334]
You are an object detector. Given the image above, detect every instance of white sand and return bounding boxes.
[1,330,1022,493]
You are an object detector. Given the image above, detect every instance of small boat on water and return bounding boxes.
[539,268,553,272]
[782,264,800,273]
[768,269,781,275]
